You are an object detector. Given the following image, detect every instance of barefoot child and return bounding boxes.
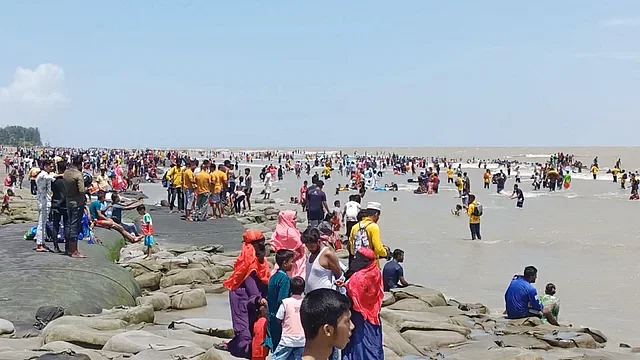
[451,204,463,216]
[252,304,269,360]
[0,188,21,214]
[137,204,154,258]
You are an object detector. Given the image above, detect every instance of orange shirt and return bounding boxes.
[183,168,195,190]
[251,317,268,360]
[195,170,211,195]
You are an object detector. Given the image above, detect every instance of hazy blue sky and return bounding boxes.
[1,1,639,148]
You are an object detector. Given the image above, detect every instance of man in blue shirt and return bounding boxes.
[383,249,410,291]
[504,266,559,325]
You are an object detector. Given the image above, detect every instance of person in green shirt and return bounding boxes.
[539,283,560,322]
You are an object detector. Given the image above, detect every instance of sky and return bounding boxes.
[1,1,639,148]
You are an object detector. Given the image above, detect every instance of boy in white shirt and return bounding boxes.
[273,277,306,360]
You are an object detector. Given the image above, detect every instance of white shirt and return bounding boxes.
[36,171,56,203]
[264,172,272,186]
[344,201,361,222]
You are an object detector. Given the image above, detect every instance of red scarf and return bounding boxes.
[346,247,383,325]
[223,230,271,291]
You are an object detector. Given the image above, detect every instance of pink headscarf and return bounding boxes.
[270,210,306,278]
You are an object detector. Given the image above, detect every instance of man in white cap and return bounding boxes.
[348,201,389,268]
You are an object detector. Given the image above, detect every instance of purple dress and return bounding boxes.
[227,271,268,359]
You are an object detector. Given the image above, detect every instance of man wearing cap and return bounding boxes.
[306,180,330,228]
[348,201,389,268]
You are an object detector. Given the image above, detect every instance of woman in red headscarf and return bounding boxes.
[220,230,271,359]
[342,247,384,360]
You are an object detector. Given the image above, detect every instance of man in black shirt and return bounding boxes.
[306,180,330,228]
[50,162,67,253]
[510,184,525,208]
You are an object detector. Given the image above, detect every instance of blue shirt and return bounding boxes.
[504,276,543,319]
[383,260,404,292]
[88,200,106,221]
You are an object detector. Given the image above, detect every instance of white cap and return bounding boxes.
[366,202,382,212]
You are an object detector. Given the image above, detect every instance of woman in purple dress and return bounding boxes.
[221,229,271,359]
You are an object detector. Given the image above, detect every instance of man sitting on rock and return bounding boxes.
[504,266,559,325]
[89,191,141,243]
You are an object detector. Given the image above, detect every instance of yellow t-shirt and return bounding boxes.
[195,171,211,195]
[467,202,481,224]
[167,167,183,187]
[183,169,195,190]
[612,168,620,176]
[211,170,227,194]
[447,169,454,179]
[456,177,464,191]
[483,173,490,183]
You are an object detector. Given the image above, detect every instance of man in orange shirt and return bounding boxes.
[194,160,212,221]
[182,161,197,221]
[210,164,228,218]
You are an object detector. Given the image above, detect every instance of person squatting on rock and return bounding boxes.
[504,266,559,326]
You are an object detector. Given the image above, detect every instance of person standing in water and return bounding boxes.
[510,184,524,209]
[464,194,482,240]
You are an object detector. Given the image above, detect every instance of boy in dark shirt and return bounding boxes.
[382,249,410,291]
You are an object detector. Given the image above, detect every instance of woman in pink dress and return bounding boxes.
[270,210,305,277]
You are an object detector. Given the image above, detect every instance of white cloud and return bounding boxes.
[600,17,640,28]
[0,64,69,107]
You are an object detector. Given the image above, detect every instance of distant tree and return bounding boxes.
[0,126,42,147]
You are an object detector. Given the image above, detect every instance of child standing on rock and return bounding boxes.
[137,204,154,258]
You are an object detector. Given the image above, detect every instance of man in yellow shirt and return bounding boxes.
[446,166,454,184]
[483,169,491,189]
[210,164,228,218]
[349,202,389,268]
[167,162,184,213]
[182,161,196,221]
[455,174,464,197]
[194,160,212,221]
[465,194,482,240]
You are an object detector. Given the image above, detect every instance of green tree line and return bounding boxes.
[0,126,42,146]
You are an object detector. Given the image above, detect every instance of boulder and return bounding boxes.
[254,199,275,204]
[200,348,224,360]
[382,292,396,307]
[44,316,127,332]
[493,334,552,350]
[156,284,192,295]
[380,308,449,331]
[398,321,471,336]
[401,330,467,353]
[169,318,234,338]
[42,324,123,347]
[170,288,207,310]
[129,347,205,360]
[149,329,222,350]
[0,318,15,336]
[0,337,44,350]
[263,208,279,216]
[134,272,162,291]
[447,299,490,314]
[36,347,108,360]
[201,265,232,280]
[390,286,447,307]
[192,283,228,294]
[102,330,202,354]
[383,346,401,360]
[136,293,171,311]
[537,331,599,349]
[95,305,155,324]
[387,299,433,312]
[0,350,48,360]
[242,223,271,233]
[126,260,163,277]
[159,268,211,288]
[446,347,546,360]
[381,320,421,357]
